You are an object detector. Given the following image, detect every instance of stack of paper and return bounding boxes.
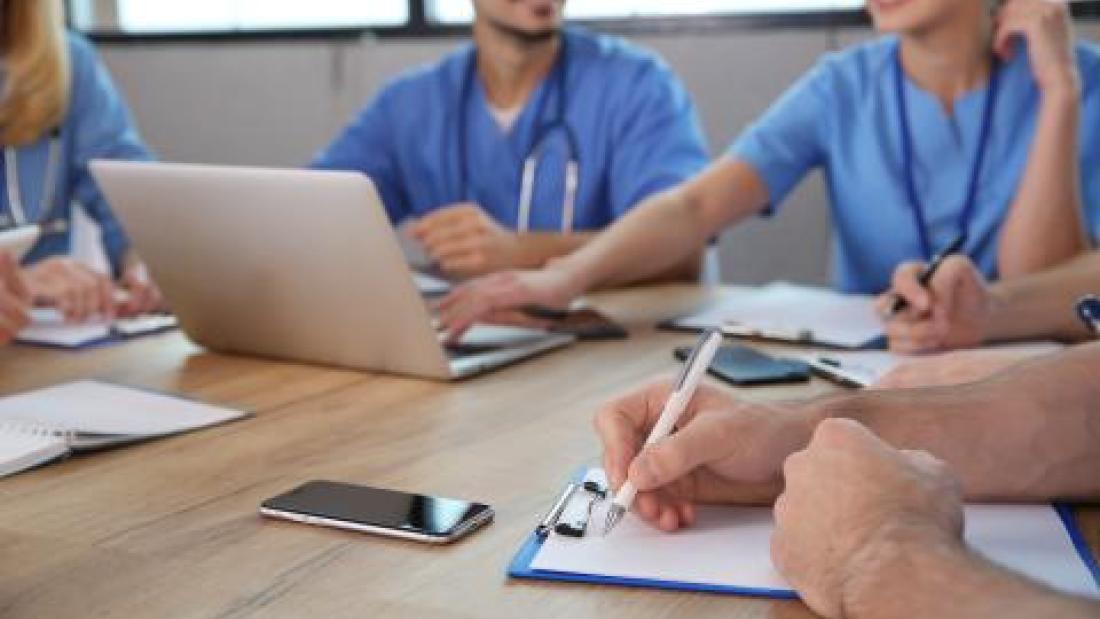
[17,308,177,349]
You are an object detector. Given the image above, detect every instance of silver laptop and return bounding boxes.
[89,161,574,380]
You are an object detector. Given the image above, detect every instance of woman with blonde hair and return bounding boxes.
[1,0,161,322]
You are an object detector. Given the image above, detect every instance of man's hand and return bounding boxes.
[995,0,1080,95]
[0,253,31,344]
[594,379,821,531]
[437,267,580,340]
[117,254,166,317]
[24,257,116,323]
[410,204,520,278]
[772,419,964,619]
[877,256,994,353]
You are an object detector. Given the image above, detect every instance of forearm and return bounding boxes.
[997,86,1088,277]
[551,188,709,293]
[552,158,768,294]
[818,342,1100,501]
[510,232,700,284]
[846,529,1099,619]
[985,251,1100,343]
[511,232,595,270]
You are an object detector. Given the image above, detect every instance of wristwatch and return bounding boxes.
[1076,295,1100,337]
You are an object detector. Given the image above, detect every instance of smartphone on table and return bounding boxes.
[673,344,811,386]
[260,480,494,544]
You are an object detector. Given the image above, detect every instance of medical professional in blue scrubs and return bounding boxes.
[440,0,1100,336]
[312,0,708,279]
[0,253,28,344]
[1,0,162,323]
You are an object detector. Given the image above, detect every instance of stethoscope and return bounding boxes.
[1,127,68,236]
[893,43,1001,260]
[456,37,580,234]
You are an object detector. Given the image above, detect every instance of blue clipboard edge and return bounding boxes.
[1056,503,1100,587]
[15,323,178,351]
[508,470,1099,598]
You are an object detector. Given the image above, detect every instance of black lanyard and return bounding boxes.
[893,43,1001,260]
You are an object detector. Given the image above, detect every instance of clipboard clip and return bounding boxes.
[535,475,607,539]
[722,322,814,344]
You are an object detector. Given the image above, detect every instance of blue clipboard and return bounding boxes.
[508,470,1100,598]
[507,468,796,598]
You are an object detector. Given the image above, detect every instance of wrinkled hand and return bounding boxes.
[994,0,1079,94]
[117,257,166,317]
[0,253,31,344]
[410,204,520,278]
[875,348,1038,389]
[24,257,116,323]
[437,267,579,340]
[595,379,818,531]
[876,256,993,353]
[772,419,964,619]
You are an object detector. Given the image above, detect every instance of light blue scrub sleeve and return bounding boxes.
[310,87,410,224]
[727,60,832,212]
[68,36,153,276]
[607,59,709,216]
[1080,69,1100,245]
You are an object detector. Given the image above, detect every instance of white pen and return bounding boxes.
[603,327,724,536]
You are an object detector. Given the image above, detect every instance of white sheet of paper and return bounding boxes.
[0,426,69,478]
[530,470,1098,598]
[0,380,245,438]
[675,283,883,348]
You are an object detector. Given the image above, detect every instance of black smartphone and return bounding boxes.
[260,481,494,544]
[673,344,811,386]
[524,306,629,340]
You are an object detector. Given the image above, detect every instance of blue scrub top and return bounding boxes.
[731,36,1100,294]
[312,28,708,232]
[0,33,151,277]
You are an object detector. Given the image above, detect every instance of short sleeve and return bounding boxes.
[607,59,709,217]
[727,59,833,211]
[66,35,154,275]
[311,86,410,224]
[1079,58,1100,245]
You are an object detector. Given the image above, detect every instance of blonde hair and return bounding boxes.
[0,0,70,146]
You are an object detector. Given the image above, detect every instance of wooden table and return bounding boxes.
[0,285,1094,618]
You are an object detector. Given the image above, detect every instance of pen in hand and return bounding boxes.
[885,233,967,319]
[602,328,724,536]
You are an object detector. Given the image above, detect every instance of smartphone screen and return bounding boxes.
[261,481,493,540]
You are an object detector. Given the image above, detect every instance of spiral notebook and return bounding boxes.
[0,380,247,478]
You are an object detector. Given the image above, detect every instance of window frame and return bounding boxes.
[75,0,1100,44]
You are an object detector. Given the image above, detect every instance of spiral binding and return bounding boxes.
[0,421,75,446]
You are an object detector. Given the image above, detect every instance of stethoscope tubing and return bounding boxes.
[3,129,66,235]
[458,37,580,234]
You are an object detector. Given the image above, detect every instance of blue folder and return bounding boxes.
[508,471,1100,598]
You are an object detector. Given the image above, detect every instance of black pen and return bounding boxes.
[886,233,967,318]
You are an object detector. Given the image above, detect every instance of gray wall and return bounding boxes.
[95,21,1100,286]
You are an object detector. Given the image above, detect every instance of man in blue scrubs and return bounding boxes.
[312,0,708,279]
